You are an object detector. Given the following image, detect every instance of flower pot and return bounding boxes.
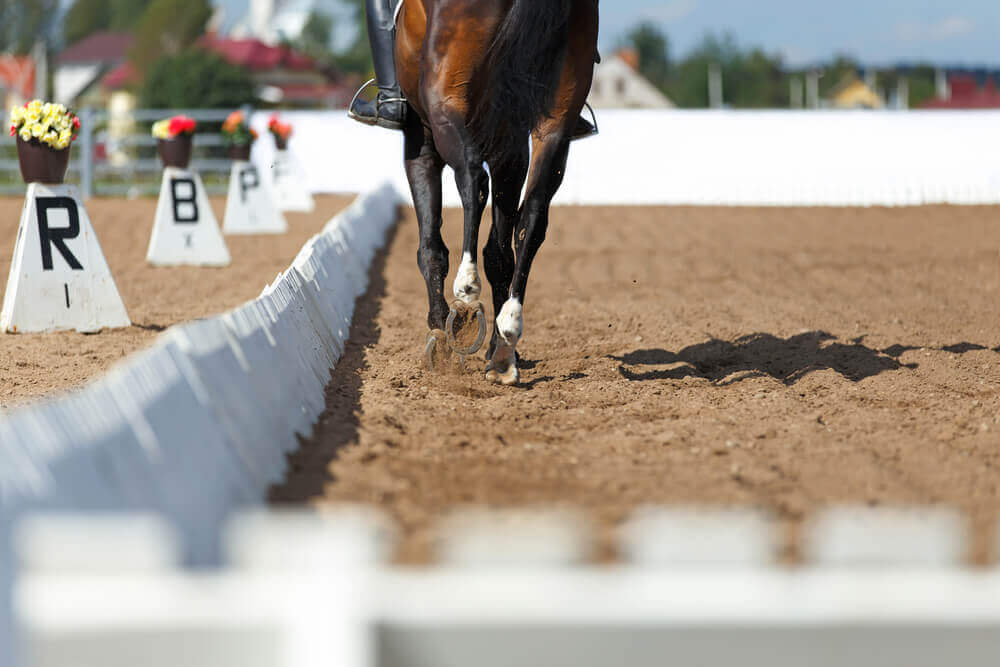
[158,135,193,169]
[16,137,71,184]
[227,144,252,161]
[274,136,288,151]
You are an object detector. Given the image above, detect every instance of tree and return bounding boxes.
[129,0,213,72]
[298,10,335,58]
[623,22,670,90]
[0,0,59,54]
[63,0,112,46]
[139,49,257,109]
[62,0,154,45]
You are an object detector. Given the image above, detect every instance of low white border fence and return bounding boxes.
[12,506,1000,667]
[0,183,401,666]
[250,109,1000,208]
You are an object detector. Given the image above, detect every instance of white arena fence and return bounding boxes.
[0,183,401,667]
[12,505,1000,667]
[249,109,1000,208]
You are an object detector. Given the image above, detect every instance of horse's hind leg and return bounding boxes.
[403,115,450,367]
[483,147,529,364]
[488,130,571,386]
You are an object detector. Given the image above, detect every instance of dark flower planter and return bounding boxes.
[158,135,193,169]
[16,137,71,184]
[227,144,252,161]
[274,136,288,151]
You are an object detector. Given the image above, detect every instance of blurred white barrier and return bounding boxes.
[0,182,401,667]
[15,506,1000,667]
[251,109,1000,208]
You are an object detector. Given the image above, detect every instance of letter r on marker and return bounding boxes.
[36,197,83,271]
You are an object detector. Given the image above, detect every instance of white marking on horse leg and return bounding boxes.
[487,297,522,385]
[495,297,522,344]
[453,251,481,303]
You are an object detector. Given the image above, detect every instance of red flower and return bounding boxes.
[9,125,14,137]
[72,116,81,129]
[168,115,196,136]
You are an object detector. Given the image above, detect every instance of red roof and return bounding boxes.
[0,56,35,99]
[921,74,1000,109]
[101,62,139,90]
[200,37,316,71]
[58,31,134,65]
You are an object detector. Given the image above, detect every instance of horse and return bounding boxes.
[395,0,599,385]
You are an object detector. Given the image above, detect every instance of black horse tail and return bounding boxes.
[471,0,572,164]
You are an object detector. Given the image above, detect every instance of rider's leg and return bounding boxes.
[349,0,407,130]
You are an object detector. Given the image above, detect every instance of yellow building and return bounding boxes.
[826,74,884,109]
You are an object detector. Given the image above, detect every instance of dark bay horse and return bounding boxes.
[396,0,599,385]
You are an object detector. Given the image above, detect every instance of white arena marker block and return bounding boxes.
[804,506,967,567]
[223,160,288,235]
[0,183,130,333]
[147,168,230,266]
[620,506,777,567]
[436,509,592,567]
[224,507,394,569]
[271,149,315,213]
[14,513,180,573]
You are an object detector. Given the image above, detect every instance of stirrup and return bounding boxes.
[571,103,600,142]
[349,78,407,122]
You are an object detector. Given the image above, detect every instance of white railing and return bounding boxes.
[12,506,1000,667]
[0,108,254,198]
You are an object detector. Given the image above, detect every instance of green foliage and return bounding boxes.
[623,22,670,90]
[129,0,213,72]
[62,0,154,45]
[299,10,335,57]
[63,0,112,46]
[139,49,256,109]
[331,0,373,77]
[665,33,787,108]
[0,0,59,54]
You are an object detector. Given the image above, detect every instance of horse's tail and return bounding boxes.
[471,0,572,163]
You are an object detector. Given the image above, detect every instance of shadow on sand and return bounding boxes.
[610,331,998,385]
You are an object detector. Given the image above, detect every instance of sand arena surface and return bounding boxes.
[0,194,352,408]
[272,204,1000,564]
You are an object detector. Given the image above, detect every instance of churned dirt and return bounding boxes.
[273,204,1000,564]
[0,194,352,408]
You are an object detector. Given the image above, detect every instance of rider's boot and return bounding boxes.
[349,0,407,130]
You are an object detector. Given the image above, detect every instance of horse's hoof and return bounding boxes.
[446,300,487,356]
[424,329,450,370]
[485,351,519,386]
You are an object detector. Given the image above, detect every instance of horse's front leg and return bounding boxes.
[426,102,490,358]
[488,132,571,386]
[403,115,450,367]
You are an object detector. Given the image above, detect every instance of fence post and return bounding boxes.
[79,107,95,199]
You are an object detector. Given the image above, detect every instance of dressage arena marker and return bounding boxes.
[223,160,288,235]
[147,167,231,266]
[0,183,130,333]
[271,150,315,213]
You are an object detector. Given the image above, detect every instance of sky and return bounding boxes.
[204,0,1000,67]
[601,0,1000,67]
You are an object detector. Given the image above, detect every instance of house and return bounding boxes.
[53,31,134,106]
[201,36,351,107]
[921,73,1000,109]
[587,49,674,109]
[825,73,884,110]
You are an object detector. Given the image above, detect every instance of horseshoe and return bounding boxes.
[446,304,487,356]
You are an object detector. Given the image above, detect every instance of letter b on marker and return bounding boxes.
[36,196,83,271]
[171,178,199,223]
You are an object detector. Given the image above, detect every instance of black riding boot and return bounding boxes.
[349,0,407,130]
